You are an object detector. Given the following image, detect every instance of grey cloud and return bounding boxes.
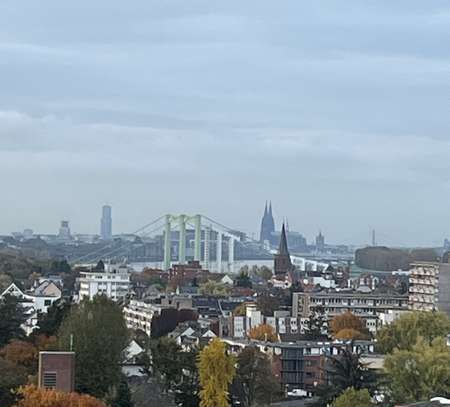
[0,1,448,245]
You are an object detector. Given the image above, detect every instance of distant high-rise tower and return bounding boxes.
[274,223,293,277]
[101,205,112,240]
[58,221,71,241]
[259,201,275,243]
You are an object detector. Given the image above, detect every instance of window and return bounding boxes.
[43,372,57,389]
[44,300,51,306]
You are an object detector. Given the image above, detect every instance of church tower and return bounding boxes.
[259,201,275,243]
[274,223,293,277]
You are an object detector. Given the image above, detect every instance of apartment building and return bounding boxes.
[292,290,409,333]
[78,263,131,301]
[409,262,450,315]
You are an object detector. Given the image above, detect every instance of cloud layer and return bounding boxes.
[0,1,449,246]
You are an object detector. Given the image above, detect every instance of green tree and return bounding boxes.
[34,298,71,337]
[235,271,252,288]
[332,388,373,407]
[111,376,134,407]
[376,311,450,353]
[174,349,200,407]
[257,266,273,281]
[384,337,450,404]
[0,294,26,347]
[58,296,128,398]
[314,345,378,406]
[0,357,28,407]
[232,347,281,407]
[198,338,235,407]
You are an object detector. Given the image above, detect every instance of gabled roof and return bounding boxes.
[1,282,25,298]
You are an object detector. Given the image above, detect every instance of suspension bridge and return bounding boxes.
[70,214,246,273]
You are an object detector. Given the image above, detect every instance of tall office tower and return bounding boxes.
[100,205,112,240]
[58,221,71,241]
[259,201,275,243]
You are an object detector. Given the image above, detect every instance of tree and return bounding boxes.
[146,337,184,391]
[256,294,279,317]
[0,294,27,347]
[198,338,235,407]
[303,306,328,340]
[0,357,27,407]
[384,337,450,404]
[58,296,128,398]
[232,347,281,407]
[0,340,37,373]
[34,299,71,337]
[110,377,134,407]
[376,311,450,353]
[248,324,278,342]
[174,349,200,407]
[199,280,231,297]
[332,388,373,407]
[314,345,378,406]
[330,311,369,340]
[235,271,252,288]
[14,385,106,407]
[257,266,272,281]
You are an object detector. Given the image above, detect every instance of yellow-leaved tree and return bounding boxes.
[14,385,106,407]
[197,338,235,407]
[248,323,278,342]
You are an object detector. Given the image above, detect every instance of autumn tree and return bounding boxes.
[330,311,369,340]
[0,340,37,373]
[376,311,450,353]
[332,387,373,407]
[232,347,281,407]
[199,280,232,297]
[198,338,235,407]
[384,337,450,404]
[14,385,106,407]
[0,294,27,347]
[248,324,278,342]
[58,296,128,398]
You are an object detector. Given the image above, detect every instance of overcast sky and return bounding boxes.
[0,1,449,246]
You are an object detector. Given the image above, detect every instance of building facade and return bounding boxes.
[292,290,409,333]
[409,262,450,315]
[78,263,131,301]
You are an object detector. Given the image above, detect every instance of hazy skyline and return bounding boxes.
[1,1,449,246]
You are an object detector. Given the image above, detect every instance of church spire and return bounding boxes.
[269,201,273,217]
[278,223,289,256]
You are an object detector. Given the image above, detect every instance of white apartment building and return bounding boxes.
[123,300,164,336]
[78,263,131,301]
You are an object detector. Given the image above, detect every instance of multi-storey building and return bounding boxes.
[123,300,164,336]
[100,205,112,240]
[224,339,376,394]
[292,290,409,333]
[409,262,450,315]
[78,263,131,301]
